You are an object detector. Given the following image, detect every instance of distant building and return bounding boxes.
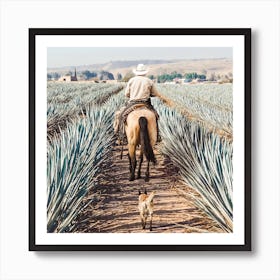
[58,68,78,82]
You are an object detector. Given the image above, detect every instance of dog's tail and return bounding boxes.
[139,117,156,164]
[146,191,155,205]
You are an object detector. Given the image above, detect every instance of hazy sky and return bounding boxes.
[47,47,232,68]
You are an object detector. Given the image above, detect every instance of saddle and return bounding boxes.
[122,104,159,125]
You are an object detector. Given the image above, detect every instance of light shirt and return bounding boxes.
[125,76,160,101]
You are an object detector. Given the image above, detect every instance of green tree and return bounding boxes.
[82,70,97,80]
[47,72,60,80]
[185,72,198,80]
[99,71,114,80]
[117,73,123,81]
[198,74,206,80]
[53,72,60,80]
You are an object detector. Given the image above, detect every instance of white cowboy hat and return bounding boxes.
[133,64,149,76]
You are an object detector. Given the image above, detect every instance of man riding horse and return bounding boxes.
[115,63,161,143]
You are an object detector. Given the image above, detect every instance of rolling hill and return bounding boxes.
[47,58,232,79]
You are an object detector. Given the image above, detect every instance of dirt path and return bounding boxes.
[77,144,221,233]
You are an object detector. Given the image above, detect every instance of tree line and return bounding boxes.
[48,70,232,83]
[152,72,207,83]
[47,70,119,81]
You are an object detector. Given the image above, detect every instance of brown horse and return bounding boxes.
[125,108,157,182]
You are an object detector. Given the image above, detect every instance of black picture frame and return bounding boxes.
[29,28,251,251]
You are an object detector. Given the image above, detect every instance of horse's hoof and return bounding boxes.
[129,176,135,181]
[137,174,141,179]
[145,177,149,182]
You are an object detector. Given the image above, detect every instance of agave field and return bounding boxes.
[47,82,124,139]
[153,83,233,232]
[47,82,125,232]
[47,81,233,233]
[156,84,233,139]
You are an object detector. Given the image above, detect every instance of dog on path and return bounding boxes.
[138,189,155,231]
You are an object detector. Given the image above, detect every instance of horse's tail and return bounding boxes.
[139,117,156,164]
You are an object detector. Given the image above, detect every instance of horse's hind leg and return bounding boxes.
[145,161,150,182]
[137,151,143,179]
[128,144,136,181]
[128,154,132,173]
[128,155,136,181]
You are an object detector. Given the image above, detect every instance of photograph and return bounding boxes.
[29,28,251,250]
